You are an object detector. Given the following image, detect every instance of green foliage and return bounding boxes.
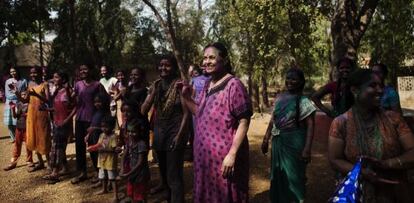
[361,0,414,83]
[208,0,331,89]
[48,0,135,71]
[3,0,413,92]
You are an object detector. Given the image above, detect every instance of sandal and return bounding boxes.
[27,164,45,172]
[27,162,35,167]
[47,177,60,184]
[3,162,17,171]
[71,174,87,184]
[42,174,55,180]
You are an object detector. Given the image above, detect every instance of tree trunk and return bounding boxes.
[330,0,379,79]
[247,64,260,112]
[142,0,187,81]
[247,71,253,96]
[38,22,44,67]
[68,0,77,64]
[37,0,44,67]
[261,72,269,108]
[252,80,261,113]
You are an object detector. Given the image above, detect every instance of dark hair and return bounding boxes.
[128,67,147,90]
[79,61,94,70]
[115,69,126,77]
[159,54,179,78]
[51,70,72,103]
[203,42,233,73]
[131,67,146,79]
[55,70,69,84]
[101,115,116,131]
[371,63,388,76]
[127,118,149,144]
[78,61,98,80]
[121,99,139,116]
[333,57,356,113]
[101,65,114,76]
[94,93,111,113]
[347,69,374,89]
[30,66,43,82]
[8,66,21,79]
[190,64,202,75]
[286,67,306,127]
[336,57,357,71]
[31,66,43,74]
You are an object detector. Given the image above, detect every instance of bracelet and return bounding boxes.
[395,158,403,167]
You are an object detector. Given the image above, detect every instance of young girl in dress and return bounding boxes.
[87,116,119,202]
[120,112,150,203]
[85,93,111,184]
[43,71,75,184]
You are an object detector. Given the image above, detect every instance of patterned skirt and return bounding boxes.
[49,125,70,167]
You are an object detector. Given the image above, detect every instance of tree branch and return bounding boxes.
[142,0,187,80]
[142,0,169,31]
[166,0,176,41]
[356,0,379,39]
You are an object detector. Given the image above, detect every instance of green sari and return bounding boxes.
[270,93,316,203]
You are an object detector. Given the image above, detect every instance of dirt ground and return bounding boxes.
[0,104,335,203]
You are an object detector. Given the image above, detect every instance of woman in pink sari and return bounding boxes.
[180,42,252,203]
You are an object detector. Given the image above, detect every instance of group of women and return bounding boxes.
[262,58,414,203]
[2,41,414,203]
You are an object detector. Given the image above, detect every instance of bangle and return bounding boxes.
[396,158,403,167]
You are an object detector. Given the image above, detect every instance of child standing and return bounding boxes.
[84,93,111,184]
[44,71,75,184]
[3,90,33,171]
[120,101,150,203]
[87,116,119,202]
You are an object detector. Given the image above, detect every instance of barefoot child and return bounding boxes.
[3,90,33,171]
[87,116,119,202]
[84,93,111,184]
[120,108,150,203]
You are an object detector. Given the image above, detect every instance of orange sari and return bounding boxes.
[26,82,51,155]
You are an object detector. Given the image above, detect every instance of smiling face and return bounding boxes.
[353,73,383,108]
[100,66,108,78]
[285,71,304,92]
[116,71,125,83]
[53,73,63,86]
[9,68,17,79]
[129,68,142,85]
[202,47,226,76]
[79,65,90,80]
[158,59,173,79]
[29,67,39,81]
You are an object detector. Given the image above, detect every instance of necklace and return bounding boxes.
[352,107,383,159]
